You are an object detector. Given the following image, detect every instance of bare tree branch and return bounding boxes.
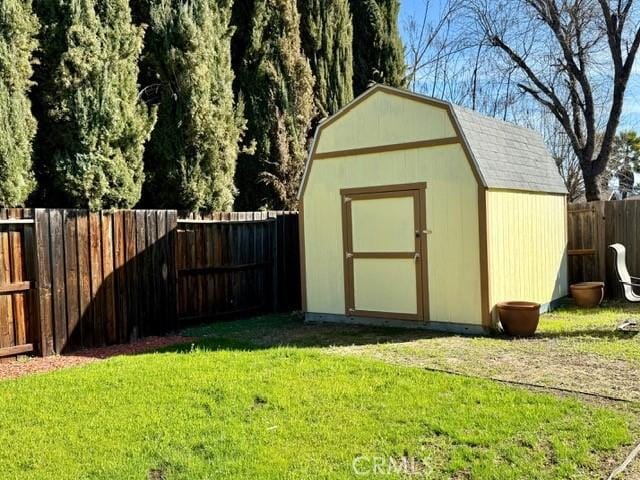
[475,0,640,200]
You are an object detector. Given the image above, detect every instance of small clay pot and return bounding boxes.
[570,282,604,308]
[497,301,541,337]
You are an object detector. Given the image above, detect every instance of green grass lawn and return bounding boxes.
[184,305,640,402]
[1,306,639,479]
[0,337,632,479]
[539,302,640,362]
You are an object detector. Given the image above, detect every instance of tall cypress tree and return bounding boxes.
[143,0,244,212]
[349,0,405,96]
[298,0,353,120]
[232,0,315,210]
[0,0,37,206]
[33,0,155,210]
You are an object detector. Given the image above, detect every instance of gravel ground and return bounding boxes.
[0,335,195,381]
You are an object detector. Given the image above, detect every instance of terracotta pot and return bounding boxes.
[570,282,604,308]
[497,301,541,337]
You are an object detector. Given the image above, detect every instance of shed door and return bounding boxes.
[342,184,427,321]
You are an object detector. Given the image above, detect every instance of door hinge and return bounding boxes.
[346,252,353,259]
[343,196,352,203]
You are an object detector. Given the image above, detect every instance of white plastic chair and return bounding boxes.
[609,243,640,302]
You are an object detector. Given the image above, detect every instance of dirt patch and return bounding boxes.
[330,336,640,403]
[0,335,195,381]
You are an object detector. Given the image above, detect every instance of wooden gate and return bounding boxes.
[0,209,37,360]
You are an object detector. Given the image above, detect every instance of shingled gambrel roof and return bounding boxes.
[450,104,568,195]
[298,85,568,199]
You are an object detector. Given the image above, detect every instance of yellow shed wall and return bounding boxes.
[303,143,483,326]
[315,93,456,154]
[485,190,568,309]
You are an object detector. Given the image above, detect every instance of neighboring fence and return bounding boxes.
[568,199,640,298]
[0,209,300,358]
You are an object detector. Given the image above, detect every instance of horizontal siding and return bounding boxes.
[486,190,568,309]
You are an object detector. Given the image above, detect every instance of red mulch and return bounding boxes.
[0,335,196,381]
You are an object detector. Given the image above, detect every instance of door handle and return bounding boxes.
[414,252,420,261]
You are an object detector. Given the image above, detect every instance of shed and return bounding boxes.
[298,84,568,333]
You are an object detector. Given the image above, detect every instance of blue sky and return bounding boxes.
[397,0,640,130]
[399,0,425,20]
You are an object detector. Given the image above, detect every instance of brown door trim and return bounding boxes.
[341,182,427,196]
[352,252,417,259]
[341,183,429,321]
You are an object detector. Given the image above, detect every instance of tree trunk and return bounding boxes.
[583,172,602,201]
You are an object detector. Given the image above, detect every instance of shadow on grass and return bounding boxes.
[534,329,638,340]
[143,309,638,357]
[46,314,459,362]
[157,313,469,354]
[61,303,640,361]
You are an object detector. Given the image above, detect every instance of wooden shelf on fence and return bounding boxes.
[0,281,34,295]
[0,343,34,358]
[178,262,271,276]
[568,248,597,256]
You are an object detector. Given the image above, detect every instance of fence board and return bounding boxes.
[101,214,116,344]
[88,212,103,346]
[124,211,138,341]
[134,211,146,339]
[8,208,25,347]
[77,212,92,347]
[63,210,80,348]
[113,211,127,344]
[34,210,54,355]
[49,210,67,352]
[0,210,13,361]
[21,210,35,347]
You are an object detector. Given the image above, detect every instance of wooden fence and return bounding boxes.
[176,211,300,324]
[568,199,640,298]
[0,209,300,358]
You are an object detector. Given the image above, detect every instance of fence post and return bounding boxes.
[271,216,279,313]
[166,210,178,331]
[594,201,607,285]
[33,209,54,356]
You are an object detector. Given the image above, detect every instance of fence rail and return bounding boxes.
[568,199,640,298]
[0,209,300,358]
